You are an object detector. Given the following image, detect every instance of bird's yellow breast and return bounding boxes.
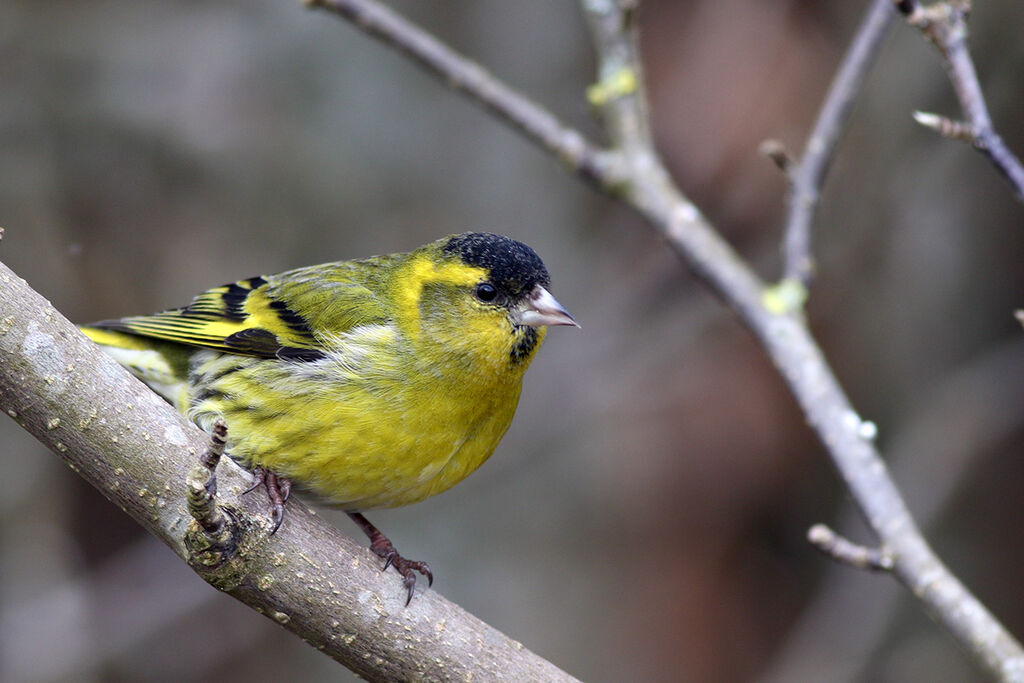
[189,317,540,510]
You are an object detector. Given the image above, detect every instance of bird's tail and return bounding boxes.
[80,325,192,411]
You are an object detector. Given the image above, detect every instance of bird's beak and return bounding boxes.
[513,285,579,328]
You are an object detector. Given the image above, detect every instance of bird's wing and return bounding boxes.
[91,263,392,361]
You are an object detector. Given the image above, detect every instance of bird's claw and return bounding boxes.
[370,541,432,605]
[242,467,265,496]
[347,511,432,605]
[244,466,292,534]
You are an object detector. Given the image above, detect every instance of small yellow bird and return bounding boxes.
[81,233,576,602]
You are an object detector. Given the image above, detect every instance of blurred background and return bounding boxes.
[2,1,1023,681]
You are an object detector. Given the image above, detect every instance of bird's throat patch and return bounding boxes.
[509,326,540,365]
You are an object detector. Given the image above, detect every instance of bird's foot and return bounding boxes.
[347,511,432,605]
[244,466,292,534]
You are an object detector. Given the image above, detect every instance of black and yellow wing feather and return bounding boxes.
[90,260,395,362]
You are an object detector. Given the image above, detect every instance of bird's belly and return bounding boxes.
[274,391,517,509]
[189,354,522,510]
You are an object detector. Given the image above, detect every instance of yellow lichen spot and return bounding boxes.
[272,611,290,624]
[78,407,99,430]
[55,442,67,452]
[587,66,638,107]
[256,575,275,591]
[762,279,808,315]
[46,417,61,430]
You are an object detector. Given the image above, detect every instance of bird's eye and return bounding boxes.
[475,282,498,303]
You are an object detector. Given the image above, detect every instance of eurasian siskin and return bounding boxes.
[81,232,576,602]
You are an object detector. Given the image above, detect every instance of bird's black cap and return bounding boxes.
[442,233,551,296]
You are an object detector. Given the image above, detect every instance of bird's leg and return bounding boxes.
[243,466,292,534]
[347,511,433,605]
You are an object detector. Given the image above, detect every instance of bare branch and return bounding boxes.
[782,0,897,286]
[0,258,579,683]
[763,340,1024,682]
[578,7,1024,676]
[897,0,1024,202]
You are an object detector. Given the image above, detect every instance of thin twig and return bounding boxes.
[782,0,896,286]
[896,0,1024,202]
[294,0,1024,677]
[913,110,978,143]
[808,524,894,572]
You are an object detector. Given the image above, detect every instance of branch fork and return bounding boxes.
[895,0,1024,202]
